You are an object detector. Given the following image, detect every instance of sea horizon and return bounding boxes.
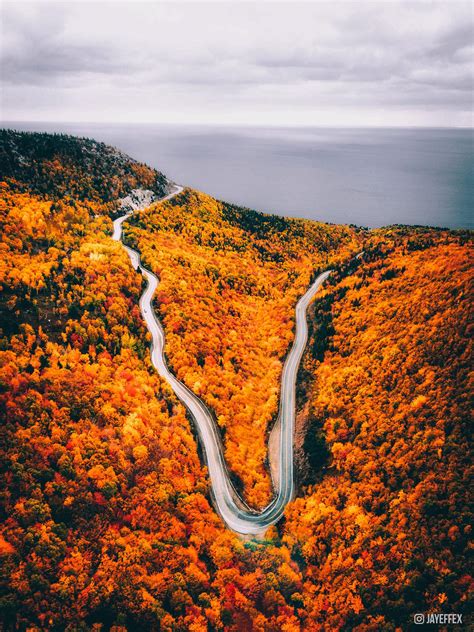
[3,120,473,230]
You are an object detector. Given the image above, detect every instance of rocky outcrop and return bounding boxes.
[119,188,157,212]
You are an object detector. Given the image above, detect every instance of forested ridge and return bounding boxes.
[124,188,360,507]
[0,130,471,630]
[291,227,472,627]
[0,129,169,207]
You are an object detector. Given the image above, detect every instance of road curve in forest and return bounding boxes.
[113,185,331,535]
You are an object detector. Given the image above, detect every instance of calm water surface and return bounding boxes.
[4,122,473,228]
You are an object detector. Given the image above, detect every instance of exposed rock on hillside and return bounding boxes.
[119,188,158,212]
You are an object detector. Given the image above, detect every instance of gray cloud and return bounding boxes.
[425,22,473,60]
[1,4,141,85]
[3,44,130,85]
[1,1,472,127]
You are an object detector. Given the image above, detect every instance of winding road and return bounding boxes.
[113,185,331,535]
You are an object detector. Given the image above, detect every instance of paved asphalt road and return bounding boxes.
[113,185,331,535]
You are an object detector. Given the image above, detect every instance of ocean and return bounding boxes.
[3,122,473,229]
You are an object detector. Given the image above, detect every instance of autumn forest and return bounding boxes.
[0,130,472,631]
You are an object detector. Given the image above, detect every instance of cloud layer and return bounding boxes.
[1,1,473,126]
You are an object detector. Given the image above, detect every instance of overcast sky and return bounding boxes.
[1,0,473,127]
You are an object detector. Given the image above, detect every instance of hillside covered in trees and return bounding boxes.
[288,227,472,627]
[0,130,471,630]
[0,129,170,207]
[124,189,360,507]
